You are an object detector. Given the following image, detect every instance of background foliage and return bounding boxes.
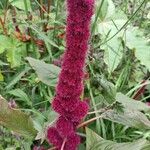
[0,0,150,149]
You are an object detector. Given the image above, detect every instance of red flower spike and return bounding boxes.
[56,81,83,98]
[64,133,80,150]
[52,98,66,115]
[56,116,75,137]
[53,96,80,112]
[47,127,63,149]
[69,101,89,122]
[47,0,94,149]
[52,98,89,122]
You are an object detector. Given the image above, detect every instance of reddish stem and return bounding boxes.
[0,17,7,35]
[133,80,147,100]
[61,138,67,150]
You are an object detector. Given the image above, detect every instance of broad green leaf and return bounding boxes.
[0,35,12,54]
[96,19,127,36]
[8,89,32,106]
[0,96,37,138]
[102,37,123,73]
[101,93,150,129]
[9,0,32,11]
[26,57,60,86]
[0,35,26,68]
[104,0,115,20]
[125,28,150,71]
[95,8,133,72]
[86,128,103,150]
[99,78,116,104]
[95,0,115,21]
[116,93,150,113]
[95,0,108,21]
[0,71,4,81]
[96,8,150,72]
[86,128,150,150]
[103,109,150,129]
[6,44,25,68]
[96,12,127,72]
[96,9,127,36]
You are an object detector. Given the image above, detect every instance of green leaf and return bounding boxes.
[86,128,103,150]
[0,35,12,54]
[26,57,60,86]
[6,44,25,68]
[96,8,150,72]
[96,12,127,72]
[99,78,116,104]
[9,0,32,11]
[0,35,26,68]
[86,128,150,150]
[125,28,150,71]
[102,37,123,73]
[0,71,4,81]
[8,89,32,106]
[100,93,150,129]
[116,93,150,113]
[95,0,115,21]
[95,0,108,21]
[103,0,115,20]
[96,18,127,36]
[0,96,37,138]
[103,109,150,129]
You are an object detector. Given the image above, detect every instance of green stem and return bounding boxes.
[86,80,101,134]
[91,0,105,34]
[23,0,29,18]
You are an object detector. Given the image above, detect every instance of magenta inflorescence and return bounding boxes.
[47,0,94,149]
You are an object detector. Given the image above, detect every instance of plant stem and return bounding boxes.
[126,81,150,96]
[77,114,104,129]
[48,147,56,150]
[39,0,44,19]
[23,0,29,18]
[86,80,101,134]
[61,138,67,150]
[88,102,115,115]
[92,0,105,34]
[0,17,7,35]
[47,0,51,20]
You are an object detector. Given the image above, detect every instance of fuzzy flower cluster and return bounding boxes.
[47,0,94,149]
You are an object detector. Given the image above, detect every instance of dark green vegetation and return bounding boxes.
[0,0,150,149]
